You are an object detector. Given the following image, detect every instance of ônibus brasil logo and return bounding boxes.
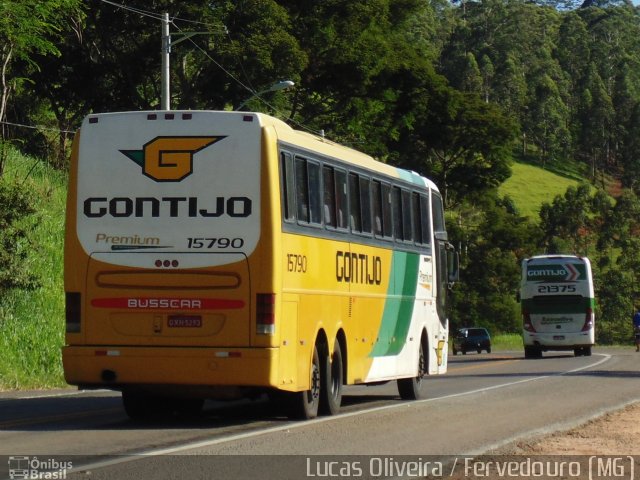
[527,263,582,281]
[120,136,225,182]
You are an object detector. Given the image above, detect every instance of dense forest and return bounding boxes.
[2,0,640,344]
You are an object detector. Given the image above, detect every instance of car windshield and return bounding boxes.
[468,329,487,337]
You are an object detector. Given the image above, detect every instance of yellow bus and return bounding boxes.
[63,110,457,420]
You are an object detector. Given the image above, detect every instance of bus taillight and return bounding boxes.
[256,293,275,335]
[523,311,536,332]
[582,307,594,331]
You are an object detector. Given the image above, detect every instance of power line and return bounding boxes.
[1,121,75,134]
[98,0,224,28]
[171,22,254,97]
[95,0,321,138]
[98,0,165,21]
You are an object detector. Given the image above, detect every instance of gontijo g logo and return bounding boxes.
[120,136,225,182]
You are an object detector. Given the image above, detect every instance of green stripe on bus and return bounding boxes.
[370,251,420,357]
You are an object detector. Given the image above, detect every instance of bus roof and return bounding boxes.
[83,110,440,193]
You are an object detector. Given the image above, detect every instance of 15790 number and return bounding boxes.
[287,253,307,273]
[187,237,244,249]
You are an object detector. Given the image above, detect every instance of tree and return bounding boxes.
[0,179,36,293]
[395,88,515,206]
[576,65,614,182]
[524,69,571,167]
[0,0,83,173]
[539,183,596,255]
[449,195,542,333]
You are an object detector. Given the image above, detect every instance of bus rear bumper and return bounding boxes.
[523,331,595,349]
[62,345,284,395]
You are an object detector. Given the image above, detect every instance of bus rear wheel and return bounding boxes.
[319,340,343,416]
[288,345,321,420]
[524,346,542,359]
[397,341,425,400]
[574,346,592,357]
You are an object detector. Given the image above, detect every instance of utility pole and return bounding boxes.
[160,13,212,111]
[161,12,170,110]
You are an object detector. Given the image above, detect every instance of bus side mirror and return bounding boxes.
[447,244,459,285]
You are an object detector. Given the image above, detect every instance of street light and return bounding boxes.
[235,80,295,111]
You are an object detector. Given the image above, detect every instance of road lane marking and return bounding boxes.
[448,358,517,373]
[70,353,613,474]
[14,389,111,400]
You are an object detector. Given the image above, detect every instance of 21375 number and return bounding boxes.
[537,284,576,293]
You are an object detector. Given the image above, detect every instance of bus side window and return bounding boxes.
[401,189,412,242]
[392,186,403,241]
[335,169,348,229]
[295,156,309,223]
[372,180,383,237]
[349,172,361,232]
[323,165,336,228]
[420,193,431,246]
[432,192,445,232]
[382,183,393,239]
[412,192,422,245]
[360,176,372,234]
[281,151,295,222]
[307,161,322,225]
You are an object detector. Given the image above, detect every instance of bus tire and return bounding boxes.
[175,398,204,417]
[288,345,321,420]
[319,340,343,416]
[122,391,171,420]
[397,340,425,400]
[524,346,541,359]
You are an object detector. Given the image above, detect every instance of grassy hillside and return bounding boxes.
[0,149,67,388]
[499,160,583,219]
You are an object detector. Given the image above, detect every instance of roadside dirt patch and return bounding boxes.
[504,402,640,455]
[446,403,640,479]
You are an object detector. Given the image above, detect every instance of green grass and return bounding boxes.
[499,162,581,219]
[491,333,523,351]
[0,149,67,389]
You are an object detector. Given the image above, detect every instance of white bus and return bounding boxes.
[521,255,595,358]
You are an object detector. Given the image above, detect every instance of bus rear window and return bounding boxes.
[532,295,583,306]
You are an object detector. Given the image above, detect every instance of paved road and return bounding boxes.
[1,348,638,479]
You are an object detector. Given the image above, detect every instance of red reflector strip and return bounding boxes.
[215,352,242,358]
[256,293,276,335]
[91,298,244,310]
[95,350,120,356]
